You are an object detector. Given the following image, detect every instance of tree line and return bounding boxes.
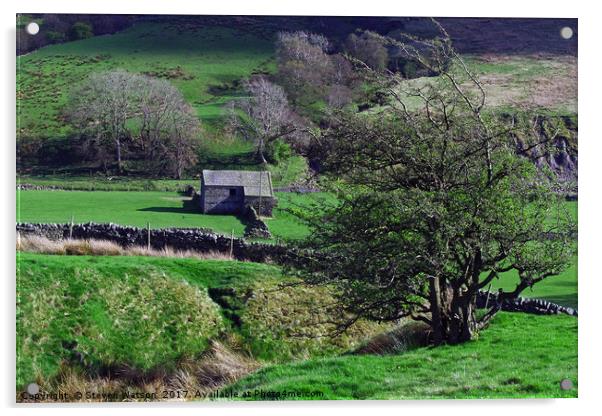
[17,14,133,55]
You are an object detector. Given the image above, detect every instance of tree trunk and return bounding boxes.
[115,138,122,173]
[429,275,444,345]
[429,282,478,345]
[256,148,268,165]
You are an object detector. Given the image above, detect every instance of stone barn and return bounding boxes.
[199,170,277,216]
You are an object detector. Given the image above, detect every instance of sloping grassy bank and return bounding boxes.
[228,312,578,400]
[16,253,385,392]
[17,22,274,139]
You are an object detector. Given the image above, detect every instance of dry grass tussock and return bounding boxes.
[16,233,234,261]
[18,341,259,402]
[353,320,431,355]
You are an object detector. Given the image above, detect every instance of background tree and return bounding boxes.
[68,70,138,173]
[275,31,334,104]
[344,31,389,72]
[69,21,94,40]
[227,76,301,164]
[135,75,199,177]
[160,103,200,179]
[68,70,200,177]
[291,21,576,345]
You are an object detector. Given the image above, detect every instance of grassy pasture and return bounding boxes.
[229,312,577,400]
[17,22,275,139]
[16,189,332,241]
[489,256,577,309]
[386,55,577,116]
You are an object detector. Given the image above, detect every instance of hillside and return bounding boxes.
[17,18,578,139]
[17,21,274,140]
[16,16,577,185]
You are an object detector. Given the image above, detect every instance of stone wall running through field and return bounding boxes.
[477,290,577,316]
[16,222,291,263]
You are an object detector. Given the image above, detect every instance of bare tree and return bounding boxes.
[344,31,389,72]
[227,76,299,164]
[162,102,200,179]
[68,70,141,173]
[276,31,331,63]
[68,71,200,177]
[275,31,335,103]
[326,84,354,109]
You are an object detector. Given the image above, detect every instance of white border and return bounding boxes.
[3,1,601,415]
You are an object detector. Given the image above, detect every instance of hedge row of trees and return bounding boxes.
[223,30,396,166]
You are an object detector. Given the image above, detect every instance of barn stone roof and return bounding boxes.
[201,170,274,197]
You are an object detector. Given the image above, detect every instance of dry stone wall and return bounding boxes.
[16,222,291,263]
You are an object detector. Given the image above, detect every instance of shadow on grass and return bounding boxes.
[138,198,200,215]
[198,150,259,171]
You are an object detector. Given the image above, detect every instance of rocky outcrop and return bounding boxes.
[513,114,578,193]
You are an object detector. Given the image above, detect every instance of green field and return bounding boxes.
[16,189,334,240]
[489,256,578,309]
[17,22,275,139]
[17,252,578,399]
[229,312,577,400]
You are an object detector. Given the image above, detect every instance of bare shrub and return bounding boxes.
[88,239,123,256]
[63,239,93,255]
[167,341,259,394]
